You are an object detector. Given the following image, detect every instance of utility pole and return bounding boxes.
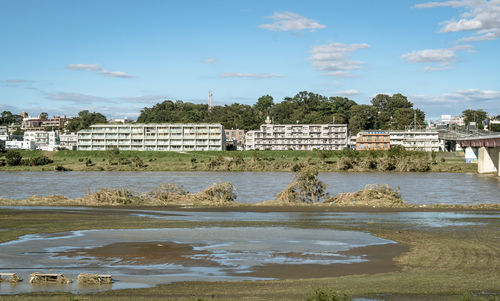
[413,111,417,130]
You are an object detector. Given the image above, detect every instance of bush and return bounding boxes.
[306,288,351,301]
[25,155,53,166]
[5,151,22,166]
[55,165,71,171]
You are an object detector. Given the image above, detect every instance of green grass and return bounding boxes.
[0,149,476,173]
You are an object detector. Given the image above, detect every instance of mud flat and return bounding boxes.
[0,203,498,300]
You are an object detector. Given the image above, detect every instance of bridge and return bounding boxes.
[459,134,500,176]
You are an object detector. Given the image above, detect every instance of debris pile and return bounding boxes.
[324,184,404,207]
[0,273,22,283]
[77,273,112,285]
[187,182,237,205]
[267,168,327,205]
[29,273,72,284]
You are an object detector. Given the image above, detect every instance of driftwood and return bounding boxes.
[29,273,72,284]
[77,273,113,284]
[0,273,22,283]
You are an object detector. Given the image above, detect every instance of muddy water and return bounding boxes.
[0,226,392,294]
[0,207,497,294]
[1,171,500,204]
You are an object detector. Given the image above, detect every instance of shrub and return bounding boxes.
[26,155,53,166]
[5,151,22,166]
[55,165,71,171]
[306,288,352,301]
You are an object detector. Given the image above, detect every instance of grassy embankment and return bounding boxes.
[0,149,474,172]
[0,208,498,300]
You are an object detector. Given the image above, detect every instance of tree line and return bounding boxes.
[1,92,498,133]
[137,91,426,134]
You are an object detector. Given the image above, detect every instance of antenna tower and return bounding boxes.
[208,90,213,112]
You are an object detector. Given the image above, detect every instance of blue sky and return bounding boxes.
[1,0,499,120]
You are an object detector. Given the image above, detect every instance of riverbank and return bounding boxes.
[0,149,475,173]
[0,207,498,300]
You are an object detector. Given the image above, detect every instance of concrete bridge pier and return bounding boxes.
[478,146,500,176]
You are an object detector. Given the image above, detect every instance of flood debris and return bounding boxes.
[29,273,72,284]
[77,273,112,285]
[0,273,22,283]
[261,168,328,205]
[324,184,404,207]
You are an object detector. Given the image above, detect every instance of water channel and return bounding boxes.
[1,171,499,204]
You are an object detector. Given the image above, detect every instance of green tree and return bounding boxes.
[462,109,488,129]
[39,112,49,119]
[393,108,425,130]
[66,110,107,132]
[348,105,377,134]
[254,95,274,117]
[329,97,357,124]
[5,150,22,166]
[0,111,19,126]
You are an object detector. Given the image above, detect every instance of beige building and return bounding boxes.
[77,123,226,151]
[225,129,245,150]
[356,131,390,150]
[21,115,71,131]
[245,119,347,151]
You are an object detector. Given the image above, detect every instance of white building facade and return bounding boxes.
[245,121,348,151]
[23,131,59,150]
[77,124,226,151]
[59,133,78,150]
[389,130,440,152]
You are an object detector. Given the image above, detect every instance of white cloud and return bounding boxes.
[99,70,133,78]
[334,89,359,96]
[202,58,216,64]
[259,11,326,32]
[415,0,500,42]
[117,94,172,103]
[410,88,500,117]
[414,89,500,104]
[309,42,369,77]
[220,72,284,78]
[66,64,102,71]
[67,63,133,78]
[401,45,473,70]
[45,92,110,104]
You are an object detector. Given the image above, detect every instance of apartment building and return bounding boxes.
[23,131,59,150]
[245,120,347,151]
[59,133,78,150]
[77,123,226,151]
[0,126,8,141]
[21,115,71,131]
[389,130,440,152]
[356,131,390,150]
[225,129,245,150]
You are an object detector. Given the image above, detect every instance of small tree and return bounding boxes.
[5,150,22,166]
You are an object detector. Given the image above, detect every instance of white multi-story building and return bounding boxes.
[0,126,8,141]
[389,130,440,152]
[245,119,347,151]
[77,124,226,151]
[59,133,78,150]
[23,131,59,150]
[5,140,36,150]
